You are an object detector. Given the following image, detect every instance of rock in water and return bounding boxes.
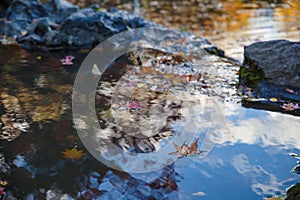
[240,40,300,116]
[243,40,300,89]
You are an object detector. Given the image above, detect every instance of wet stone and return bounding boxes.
[88,176,99,189]
[24,193,34,200]
[0,162,11,176]
[98,180,114,192]
[60,194,75,200]
[243,40,300,89]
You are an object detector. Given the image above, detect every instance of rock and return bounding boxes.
[32,18,52,37]
[240,40,300,116]
[16,34,43,47]
[1,0,223,56]
[5,0,47,21]
[286,183,300,200]
[43,30,62,47]
[0,19,29,38]
[46,189,63,200]
[0,162,11,176]
[24,193,35,200]
[58,9,148,47]
[0,0,11,18]
[44,0,79,18]
[88,172,100,189]
[243,40,300,89]
[60,194,75,200]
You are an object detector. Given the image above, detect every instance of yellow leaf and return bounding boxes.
[36,56,42,60]
[0,180,8,186]
[62,147,85,160]
[269,98,278,102]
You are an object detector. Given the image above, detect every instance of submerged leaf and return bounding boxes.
[62,147,85,160]
[169,138,206,157]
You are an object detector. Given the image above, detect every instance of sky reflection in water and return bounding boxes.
[1,0,300,199]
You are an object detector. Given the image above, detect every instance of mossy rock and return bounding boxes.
[286,183,300,200]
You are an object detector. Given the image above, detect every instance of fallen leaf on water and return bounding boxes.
[285,88,297,94]
[169,138,206,157]
[62,147,85,160]
[189,138,200,154]
[60,55,75,65]
[0,181,7,187]
[281,103,299,111]
[168,142,189,157]
[36,56,42,60]
[269,97,278,102]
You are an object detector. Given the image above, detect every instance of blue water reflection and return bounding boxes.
[172,104,300,199]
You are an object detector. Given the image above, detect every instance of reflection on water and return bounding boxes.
[1,47,300,199]
[0,0,300,199]
[73,0,300,61]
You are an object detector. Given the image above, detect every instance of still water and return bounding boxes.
[1,0,300,199]
[86,0,300,62]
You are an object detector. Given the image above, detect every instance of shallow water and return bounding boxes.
[84,0,300,62]
[0,0,300,199]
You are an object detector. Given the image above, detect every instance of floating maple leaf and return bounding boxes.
[60,55,75,65]
[281,103,299,111]
[62,147,85,160]
[169,138,206,157]
[188,138,202,155]
[168,141,189,157]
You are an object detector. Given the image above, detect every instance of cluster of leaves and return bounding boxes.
[238,85,300,112]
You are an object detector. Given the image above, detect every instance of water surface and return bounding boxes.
[0,0,300,199]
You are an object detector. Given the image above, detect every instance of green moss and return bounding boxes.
[239,65,265,89]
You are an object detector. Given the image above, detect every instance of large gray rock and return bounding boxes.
[240,40,300,116]
[1,0,224,54]
[0,19,29,38]
[5,0,47,21]
[243,40,300,89]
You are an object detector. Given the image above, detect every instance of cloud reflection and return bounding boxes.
[220,103,300,149]
[232,153,295,196]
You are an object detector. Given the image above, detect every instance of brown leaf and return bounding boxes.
[62,147,85,160]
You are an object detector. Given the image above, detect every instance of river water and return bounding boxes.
[0,0,300,199]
